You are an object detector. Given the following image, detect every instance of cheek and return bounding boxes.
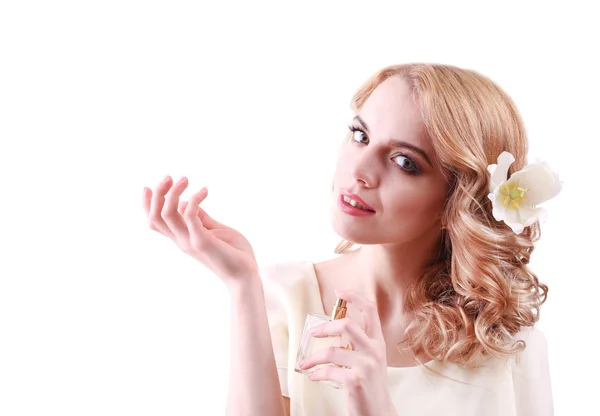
[384,195,413,215]
[333,156,349,180]
[383,186,442,216]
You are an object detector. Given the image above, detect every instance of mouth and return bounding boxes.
[340,195,376,212]
[339,190,376,212]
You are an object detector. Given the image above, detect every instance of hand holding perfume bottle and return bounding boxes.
[296,289,398,414]
[294,297,353,389]
[142,176,261,290]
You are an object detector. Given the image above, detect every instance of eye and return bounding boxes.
[347,124,421,175]
[348,125,368,144]
[393,154,420,175]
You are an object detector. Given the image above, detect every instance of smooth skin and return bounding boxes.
[142,175,288,416]
[143,175,258,286]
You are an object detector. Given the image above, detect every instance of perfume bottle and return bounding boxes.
[294,298,352,389]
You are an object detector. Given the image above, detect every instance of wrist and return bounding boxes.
[227,275,264,299]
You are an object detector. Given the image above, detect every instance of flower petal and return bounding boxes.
[518,205,548,227]
[488,151,515,193]
[491,192,547,234]
[510,223,525,234]
[491,201,523,234]
[508,161,563,206]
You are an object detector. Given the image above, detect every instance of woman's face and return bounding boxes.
[331,75,449,246]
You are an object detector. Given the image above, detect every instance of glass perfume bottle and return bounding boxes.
[294,298,352,389]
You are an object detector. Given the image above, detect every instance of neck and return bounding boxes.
[350,231,443,323]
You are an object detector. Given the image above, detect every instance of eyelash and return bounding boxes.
[347,125,422,175]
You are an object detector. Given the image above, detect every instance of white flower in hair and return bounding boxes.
[487,151,563,234]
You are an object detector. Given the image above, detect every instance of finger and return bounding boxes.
[310,318,370,351]
[345,306,367,335]
[148,176,177,238]
[299,344,358,371]
[183,188,214,251]
[179,197,227,231]
[334,289,384,341]
[197,206,227,230]
[142,187,152,215]
[162,176,192,241]
[306,365,349,389]
[143,187,164,234]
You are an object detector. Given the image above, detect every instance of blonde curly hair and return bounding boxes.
[334,63,547,368]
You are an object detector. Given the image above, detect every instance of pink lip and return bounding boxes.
[339,189,376,212]
[337,194,376,216]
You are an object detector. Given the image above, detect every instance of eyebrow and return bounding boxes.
[353,115,433,168]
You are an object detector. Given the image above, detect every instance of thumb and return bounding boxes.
[178,201,226,230]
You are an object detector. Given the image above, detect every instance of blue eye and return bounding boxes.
[347,125,421,176]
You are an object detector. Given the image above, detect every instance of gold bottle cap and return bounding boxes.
[331,297,348,320]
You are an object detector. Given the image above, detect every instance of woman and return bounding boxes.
[142,63,561,415]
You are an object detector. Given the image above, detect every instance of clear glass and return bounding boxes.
[294,312,347,389]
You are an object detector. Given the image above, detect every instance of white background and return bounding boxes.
[1,1,597,414]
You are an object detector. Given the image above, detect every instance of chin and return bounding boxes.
[330,211,383,245]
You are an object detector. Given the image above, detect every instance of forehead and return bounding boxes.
[359,76,427,145]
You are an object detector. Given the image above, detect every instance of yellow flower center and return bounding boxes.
[499,181,528,209]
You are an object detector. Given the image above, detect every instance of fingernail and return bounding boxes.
[162,175,170,183]
[299,359,306,367]
[177,176,187,183]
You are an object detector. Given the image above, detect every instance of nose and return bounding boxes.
[349,150,379,189]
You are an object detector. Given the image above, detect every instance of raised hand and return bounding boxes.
[142,175,260,290]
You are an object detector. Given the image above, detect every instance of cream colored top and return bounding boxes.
[261,260,554,416]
